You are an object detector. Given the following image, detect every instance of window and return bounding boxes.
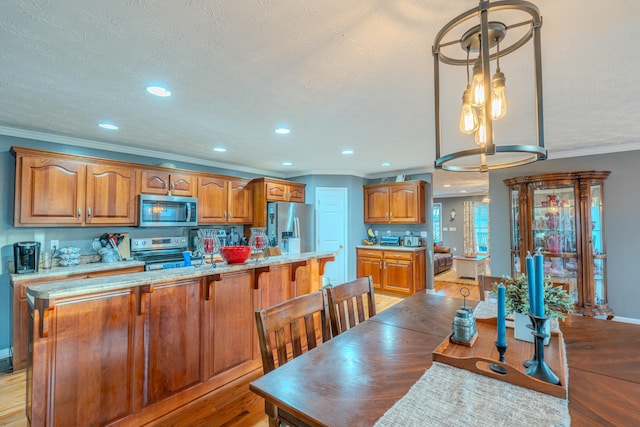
[433,203,442,243]
[474,203,489,254]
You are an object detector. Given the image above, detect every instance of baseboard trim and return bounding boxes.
[612,316,640,325]
[0,348,11,359]
[426,289,437,295]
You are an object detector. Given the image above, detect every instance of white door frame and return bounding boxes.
[315,187,348,285]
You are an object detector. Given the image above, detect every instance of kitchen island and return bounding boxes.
[26,252,335,426]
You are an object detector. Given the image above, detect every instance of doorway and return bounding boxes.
[315,187,348,285]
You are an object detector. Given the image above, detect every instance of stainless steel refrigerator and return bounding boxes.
[266,202,314,253]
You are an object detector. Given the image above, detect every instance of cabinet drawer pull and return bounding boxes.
[77,208,81,218]
[87,207,91,218]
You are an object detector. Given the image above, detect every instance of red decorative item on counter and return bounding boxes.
[219,246,252,264]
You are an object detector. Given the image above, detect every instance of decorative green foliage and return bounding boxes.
[492,274,574,320]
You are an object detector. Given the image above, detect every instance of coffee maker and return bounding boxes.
[14,241,41,274]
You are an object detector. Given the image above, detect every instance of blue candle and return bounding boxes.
[526,252,536,315]
[534,249,545,317]
[497,283,507,347]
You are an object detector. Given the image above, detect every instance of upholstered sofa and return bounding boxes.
[433,244,453,275]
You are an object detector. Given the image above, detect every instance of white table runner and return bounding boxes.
[374,362,570,427]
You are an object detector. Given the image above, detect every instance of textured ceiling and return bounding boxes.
[1,0,639,197]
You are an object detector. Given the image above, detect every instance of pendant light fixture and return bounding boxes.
[433,0,547,172]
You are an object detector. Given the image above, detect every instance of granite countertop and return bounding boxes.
[26,251,336,300]
[10,260,146,283]
[355,245,426,252]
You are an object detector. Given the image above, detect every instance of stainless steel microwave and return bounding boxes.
[139,195,198,227]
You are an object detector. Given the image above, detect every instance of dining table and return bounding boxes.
[249,292,640,426]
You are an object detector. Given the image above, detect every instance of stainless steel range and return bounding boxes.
[131,236,199,271]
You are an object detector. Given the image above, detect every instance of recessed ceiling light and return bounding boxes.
[213,146,227,152]
[274,127,290,134]
[146,85,172,97]
[98,122,119,130]
[342,149,354,155]
[282,161,293,166]
[381,162,391,167]
[443,184,452,188]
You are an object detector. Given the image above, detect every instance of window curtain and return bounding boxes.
[463,201,477,257]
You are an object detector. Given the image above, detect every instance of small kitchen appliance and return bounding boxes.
[138,194,198,227]
[131,236,201,271]
[403,235,422,247]
[14,241,41,274]
[379,236,401,246]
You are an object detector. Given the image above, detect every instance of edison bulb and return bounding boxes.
[475,115,487,146]
[491,70,507,120]
[459,87,478,134]
[470,60,485,106]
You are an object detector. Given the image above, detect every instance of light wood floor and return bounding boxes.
[0,283,474,426]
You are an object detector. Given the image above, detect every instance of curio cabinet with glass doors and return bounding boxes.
[504,171,612,318]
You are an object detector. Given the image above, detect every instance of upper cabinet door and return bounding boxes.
[85,164,137,225]
[140,170,195,196]
[169,173,196,197]
[287,183,306,203]
[389,182,425,223]
[265,181,288,201]
[363,186,389,223]
[228,179,252,223]
[140,170,171,195]
[197,177,228,224]
[17,156,86,225]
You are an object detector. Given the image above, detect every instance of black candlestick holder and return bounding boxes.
[489,341,508,374]
[524,313,560,385]
[523,317,536,368]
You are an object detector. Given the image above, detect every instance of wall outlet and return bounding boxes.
[386,230,391,236]
[453,247,457,252]
[374,230,379,237]
[50,240,59,251]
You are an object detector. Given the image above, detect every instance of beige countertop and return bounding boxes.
[26,251,336,300]
[10,260,146,283]
[356,245,426,252]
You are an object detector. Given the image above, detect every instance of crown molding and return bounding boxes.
[0,126,284,178]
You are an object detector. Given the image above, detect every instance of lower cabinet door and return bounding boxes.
[206,271,254,377]
[357,257,384,289]
[145,279,203,406]
[384,259,413,294]
[32,289,137,426]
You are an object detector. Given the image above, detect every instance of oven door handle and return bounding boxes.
[186,203,192,223]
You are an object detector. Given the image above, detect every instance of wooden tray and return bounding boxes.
[432,317,567,399]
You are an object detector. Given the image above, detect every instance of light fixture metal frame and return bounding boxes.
[433,0,547,172]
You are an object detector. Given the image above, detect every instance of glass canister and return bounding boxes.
[451,309,477,343]
[249,227,269,258]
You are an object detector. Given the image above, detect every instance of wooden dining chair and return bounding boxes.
[255,290,331,427]
[325,276,376,337]
[478,274,504,301]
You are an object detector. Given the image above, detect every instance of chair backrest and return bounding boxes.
[325,276,376,336]
[255,290,330,374]
[478,274,504,301]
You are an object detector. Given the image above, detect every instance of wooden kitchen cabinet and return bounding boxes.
[197,176,252,224]
[205,271,255,377]
[28,288,139,426]
[140,169,196,196]
[144,278,203,406]
[12,147,137,226]
[363,180,426,224]
[11,264,144,371]
[249,177,307,230]
[356,247,426,295]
